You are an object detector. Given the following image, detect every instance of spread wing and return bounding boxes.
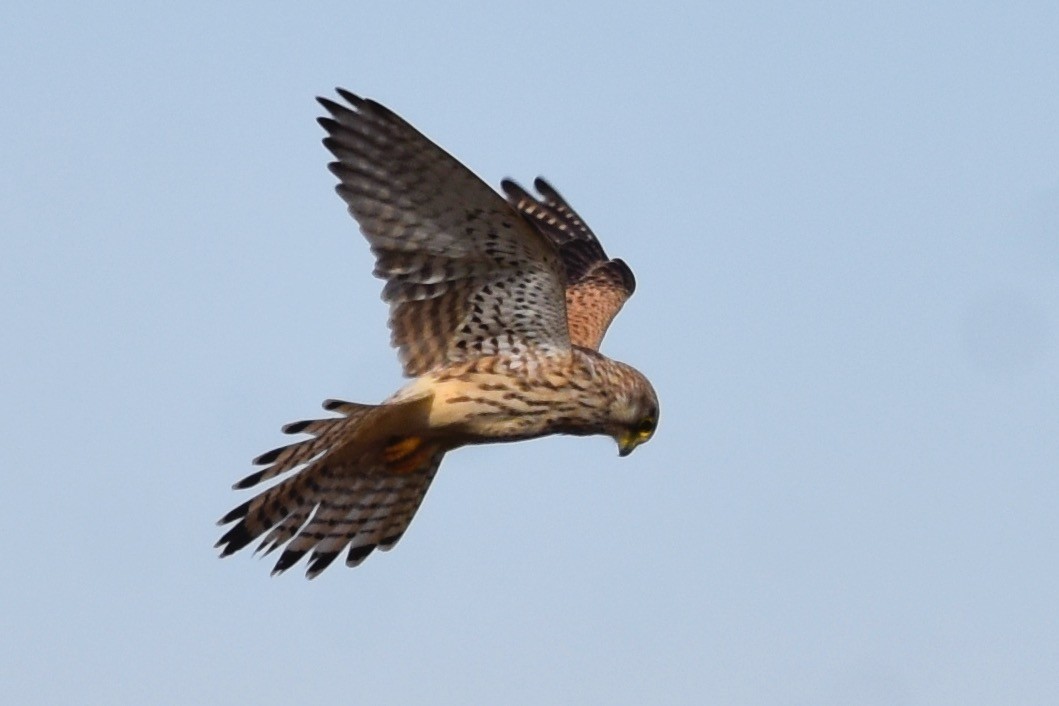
[501,177,635,351]
[318,90,570,376]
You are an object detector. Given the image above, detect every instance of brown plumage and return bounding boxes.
[217,89,659,577]
[501,178,636,350]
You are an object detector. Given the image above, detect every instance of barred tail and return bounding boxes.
[216,393,442,578]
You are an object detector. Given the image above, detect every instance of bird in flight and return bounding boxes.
[217,89,659,577]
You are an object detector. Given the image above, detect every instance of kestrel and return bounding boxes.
[217,89,659,577]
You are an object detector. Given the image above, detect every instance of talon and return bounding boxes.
[383,437,436,474]
[382,436,423,464]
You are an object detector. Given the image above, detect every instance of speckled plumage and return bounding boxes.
[217,90,658,577]
[502,177,637,350]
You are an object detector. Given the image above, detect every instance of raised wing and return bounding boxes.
[318,90,570,376]
[501,177,635,351]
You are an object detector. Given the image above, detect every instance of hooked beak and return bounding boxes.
[617,432,640,457]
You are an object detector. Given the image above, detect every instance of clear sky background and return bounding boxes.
[3,3,1058,704]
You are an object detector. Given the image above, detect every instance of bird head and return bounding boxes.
[608,371,659,457]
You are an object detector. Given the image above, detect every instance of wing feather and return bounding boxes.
[318,90,570,376]
[501,177,635,350]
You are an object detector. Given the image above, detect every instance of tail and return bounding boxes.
[216,393,444,578]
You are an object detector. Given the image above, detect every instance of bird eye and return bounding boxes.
[638,418,656,436]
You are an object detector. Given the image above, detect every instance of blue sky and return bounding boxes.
[3,2,1058,704]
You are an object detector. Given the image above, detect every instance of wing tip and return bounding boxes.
[334,87,363,106]
[609,258,637,295]
[232,470,267,490]
[532,176,561,201]
[252,446,280,466]
[500,177,527,199]
[281,420,312,435]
